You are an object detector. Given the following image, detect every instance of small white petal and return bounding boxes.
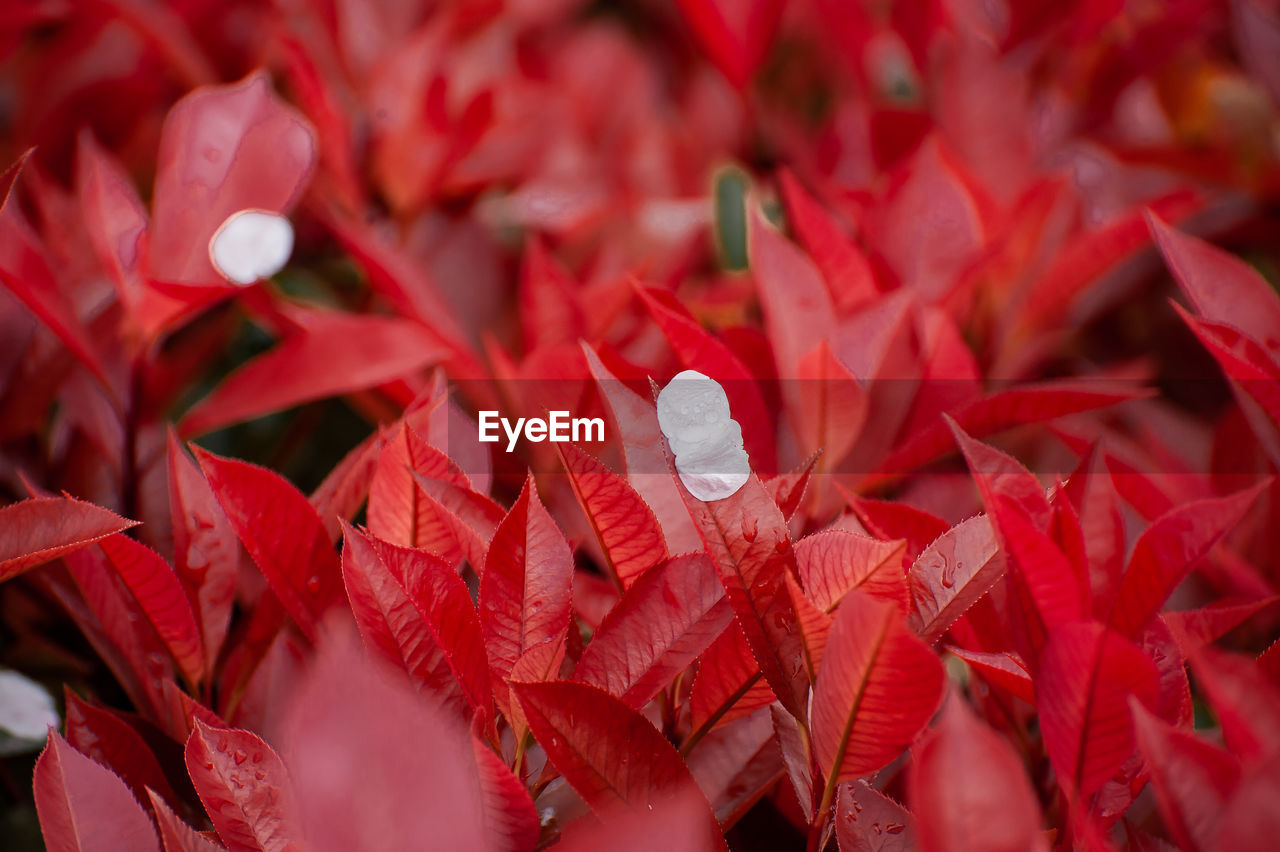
[0,670,59,742]
[209,209,294,286]
[657,370,750,501]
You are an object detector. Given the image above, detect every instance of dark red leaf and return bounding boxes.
[34,730,160,852]
[685,708,781,829]
[907,516,1005,643]
[557,442,668,590]
[556,786,727,852]
[185,720,301,852]
[991,496,1088,634]
[843,491,950,563]
[1132,703,1240,852]
[771,704,814,824]
[1215,749,1280,852]
[1036,621,1160,801]
[1162,598,1280,657]
[512,679,726,849]
[99,534,205,687]
[811,591,944,796]
[835,780,915,852]
[909,696,1047,852]
[1190,647,1280,763]
[469,734,540,852]
[194,447,342,642]
[0,496,137,582]
[575,552,730,707]
[1109,482,1267,638]
[947,417,1050,527]
[678,472,808,719]
[479,476,574,684]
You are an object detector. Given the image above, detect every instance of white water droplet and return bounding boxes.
[209,209,294,285]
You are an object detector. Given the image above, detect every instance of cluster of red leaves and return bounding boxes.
[2,1,1280,850]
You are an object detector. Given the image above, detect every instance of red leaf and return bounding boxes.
[34,730,160,852]
[771,705,815,823]
[688,624,773,738]
[796,530,908,613]
[194,447,342,642]
[778,170,878,312]
[991,497,1088,635]
[909,697,1047,852]
[843,492,949,563]
[679,473,808,719]
[686,708,781,828]
[763,453,819,521]
[185,720,300,852]
[146,789,224,852]
[583,343,700,553]
[1162,598,1280,657]
[946,647,1034,704]
[811,591,945,794]
[470,734,540,852]
[179,308,449,437]
[557,442,668,590]
[947,417,1050,527]
[148,71,315,288]
[1036,621,1160,801]
[0,154,111,386]
[512,679,726,848]
[519,237,584,351]
[99,534,205,687]
[1132,703,1240,852]
[282,640,494,851]
[1216,749,1280,852]
[638,285,777,471]
[674,0,784,88]
[1109,482,1267,638]
[0,496,138,582]
[556,786,728,852]
[787,572,834,680]
[835,780,915,852]
[1189,647,1280,763]
[410,472,505,570]
[1149,213,1280,360]
[479,476,574,684]
[907,516,1005,643]
[340,523,492,719]
[367,423,470,559]
[748,204,836,379]
[64,689,179,813]
[168,433,238,675]
[574,552,731,708]
[76,132,146,309]
[875,382,1147,481]
[795,340,868,471]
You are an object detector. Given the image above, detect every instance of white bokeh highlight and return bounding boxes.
[208,209,295,285]
[657,369,751,501]
[0,669,58,753]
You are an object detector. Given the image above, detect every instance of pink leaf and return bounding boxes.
[907,516,1005,643]
[34,730,160,852]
